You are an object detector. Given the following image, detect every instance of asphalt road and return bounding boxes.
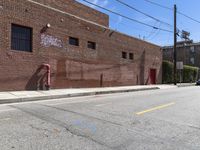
[0,86,200,150]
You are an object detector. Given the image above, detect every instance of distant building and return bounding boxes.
[0,0,162,91]
[163,40,200,68]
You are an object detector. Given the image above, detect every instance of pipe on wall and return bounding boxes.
[42,64,51,90]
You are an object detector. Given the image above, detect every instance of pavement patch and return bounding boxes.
[72,120,97,133]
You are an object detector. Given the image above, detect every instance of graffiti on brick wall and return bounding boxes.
[41,34,63,48]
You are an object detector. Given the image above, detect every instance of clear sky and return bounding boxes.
[76,0,200,46]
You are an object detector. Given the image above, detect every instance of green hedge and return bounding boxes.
[162,60,199,83]
[183,65,199,82]
[162,61,174,83]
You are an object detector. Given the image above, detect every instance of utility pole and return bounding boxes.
[174,4,177,85]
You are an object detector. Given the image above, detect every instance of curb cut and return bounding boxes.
[0,87,159,105]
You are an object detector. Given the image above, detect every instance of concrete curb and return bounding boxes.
[0,87,159,104]
[177,83,196,87]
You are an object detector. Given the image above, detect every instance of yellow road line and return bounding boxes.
[136,102,175,115]
[0,118,11,122]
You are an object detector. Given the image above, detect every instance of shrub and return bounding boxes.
[183,65,199,82]
[162,60,173,83]
[162,61,199,83]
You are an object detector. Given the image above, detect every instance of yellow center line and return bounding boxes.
[136,102,175,115]
[0,118,11,122]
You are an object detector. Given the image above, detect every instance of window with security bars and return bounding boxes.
[122,51,127,59]
[87,41,96,50]
[129,53,134,60]
[11,24,32,52]
[69,37,79,46]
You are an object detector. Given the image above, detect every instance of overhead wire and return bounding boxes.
[111,0,171,40]
[144,0,200,25]
[81,0,173,33]
[114,0,173,28]
[149,22,161,40]
[145,21,159,39]
[178,11,200,24]
[109,17,154,34]
[144,0,172,10]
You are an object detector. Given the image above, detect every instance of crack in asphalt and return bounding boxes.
[36,104,194,150]
[39,103,123,127]
[10,105,113,150]
[10,103,200,150]
[29,124,54,137]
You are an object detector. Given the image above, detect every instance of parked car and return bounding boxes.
[196,79,200,85]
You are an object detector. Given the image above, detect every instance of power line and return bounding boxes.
[144,0,172,10]
[81,0,173,33]
[146,22,160,39]
[144,0,200,25]
[109,17,162,40]
[109,17,152,34]
[114,0,172,27]
[178,11,200,24]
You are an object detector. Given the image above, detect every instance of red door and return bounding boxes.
[150,69,156,84]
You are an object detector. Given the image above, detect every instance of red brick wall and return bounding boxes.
[30,0,109,27]
[0,0,162,91]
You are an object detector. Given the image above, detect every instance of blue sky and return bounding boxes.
[77,0,200,46]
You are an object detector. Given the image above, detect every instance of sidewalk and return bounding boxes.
[0,84,187,104]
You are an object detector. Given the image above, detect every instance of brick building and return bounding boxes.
[0,0,162,91]
[163,40,200,68]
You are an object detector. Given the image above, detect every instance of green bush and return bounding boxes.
[162,60,199,83]
[183,65,199,82]
[162,61,173,83]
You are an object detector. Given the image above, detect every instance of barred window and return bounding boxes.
[88,41,96,50]
[122,51,127,59]
[11,24,32,52]
[129,53,134,60]
[69,37,79,46]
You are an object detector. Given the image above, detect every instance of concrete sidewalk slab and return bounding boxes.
[9,91,45,98]
[0,92,17,100]
[0,84,192,105]
[0,85,162,104]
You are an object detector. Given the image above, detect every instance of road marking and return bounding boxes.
[136,102,175,115]
[0,118,11,122]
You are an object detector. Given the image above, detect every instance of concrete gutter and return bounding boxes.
[0,86,160,105]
